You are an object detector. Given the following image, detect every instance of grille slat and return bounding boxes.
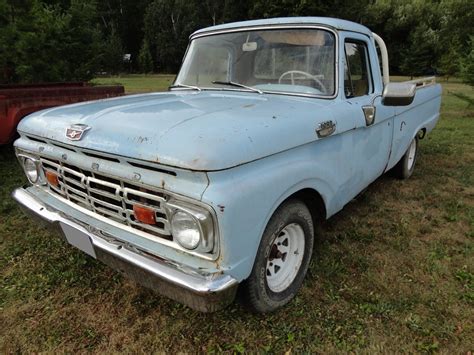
[41,156,171,238]
[60,182,88,199]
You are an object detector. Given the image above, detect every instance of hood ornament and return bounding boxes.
[66,124,90,141]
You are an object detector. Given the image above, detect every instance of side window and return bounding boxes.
[344,41,371,98]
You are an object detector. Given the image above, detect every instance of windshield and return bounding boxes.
[174,28,336,97]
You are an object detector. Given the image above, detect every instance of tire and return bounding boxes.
[244,199,314,313]
[393,136,418,179]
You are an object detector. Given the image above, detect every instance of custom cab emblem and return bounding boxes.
[65,124,90,141]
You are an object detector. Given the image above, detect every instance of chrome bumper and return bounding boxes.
[12,187,238,312]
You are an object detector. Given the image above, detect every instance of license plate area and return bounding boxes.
[60,222,96,258]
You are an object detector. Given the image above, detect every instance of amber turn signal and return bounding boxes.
[45,171,60,187]
[133,205,156,225]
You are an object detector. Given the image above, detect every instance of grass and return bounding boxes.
[91,74,175,93]
[1,75,473,352]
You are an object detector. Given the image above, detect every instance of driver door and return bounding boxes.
[338,32,395,194]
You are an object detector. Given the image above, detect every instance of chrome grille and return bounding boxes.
[40,156,171,239]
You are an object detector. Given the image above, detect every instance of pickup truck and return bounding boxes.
[0,82,124,145]
[12,17,442,312]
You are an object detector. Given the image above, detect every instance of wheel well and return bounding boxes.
[286,188,327,224]
[418,128,427,140]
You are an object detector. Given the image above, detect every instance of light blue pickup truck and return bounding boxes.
[12,17,442,312]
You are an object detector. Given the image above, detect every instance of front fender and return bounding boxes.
[202,135,355,281]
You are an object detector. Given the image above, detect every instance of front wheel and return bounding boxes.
[244,199,314,313]
[393,136,419,179]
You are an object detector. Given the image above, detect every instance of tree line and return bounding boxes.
[1,0,473,85]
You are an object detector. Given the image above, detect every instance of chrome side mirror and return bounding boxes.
[382,82,416,106]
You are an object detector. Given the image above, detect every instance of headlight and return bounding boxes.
[23,157,39,183]
[166,200,216,254]
[171,210,201,250]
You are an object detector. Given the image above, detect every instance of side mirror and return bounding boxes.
[382,82,416,106]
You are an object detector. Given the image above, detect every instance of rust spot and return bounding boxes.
[217,204,225,213]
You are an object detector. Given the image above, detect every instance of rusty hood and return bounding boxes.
[17,91,335,171]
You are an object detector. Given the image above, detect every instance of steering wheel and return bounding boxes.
[278,70,327,94]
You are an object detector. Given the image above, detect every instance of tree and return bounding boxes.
[102,25,124,75]
[138,39,153,73]
[96,0,150,72]
[144,0,201,73]
[1,0,103,83]
[60,0,104,81]
[400,24,438,77]
[438,43,461,81]
[459,36,474,86]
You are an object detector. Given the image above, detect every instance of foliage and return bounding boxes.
[143,0,200,73]
[459,36,474,87]
[1,0,474,80]
[138,40,154,74]
[400,24,438,77]
[1,0,103,83]
[102,25,124,75]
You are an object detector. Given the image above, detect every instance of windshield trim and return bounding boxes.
[177,24,338,100]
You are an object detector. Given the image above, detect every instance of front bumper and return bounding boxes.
[12,187,238,312]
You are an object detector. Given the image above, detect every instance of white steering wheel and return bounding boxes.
[278,70,327,94]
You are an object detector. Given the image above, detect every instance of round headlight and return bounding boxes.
[23,158,39,183]
[171,211,201,250]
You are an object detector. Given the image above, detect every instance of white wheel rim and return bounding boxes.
[266,223,305,293]
[407,139,417,170]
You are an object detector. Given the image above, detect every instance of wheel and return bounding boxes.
[244,199,314,312]
[393,136,418,179]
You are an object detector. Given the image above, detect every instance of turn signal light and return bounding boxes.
[133,205,156,225]
[45,171,59,187]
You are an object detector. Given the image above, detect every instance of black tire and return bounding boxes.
[393,136,419,179]
[244,199,314,313]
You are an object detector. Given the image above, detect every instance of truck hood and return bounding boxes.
[18,91,335,171]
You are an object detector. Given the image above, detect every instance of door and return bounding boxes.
[336,32,395,195]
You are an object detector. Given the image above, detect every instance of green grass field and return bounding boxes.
[92,74,176,93]
[1,75,473,352]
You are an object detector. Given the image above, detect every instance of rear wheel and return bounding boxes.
[244,199,314,313]
[393,136,418,179]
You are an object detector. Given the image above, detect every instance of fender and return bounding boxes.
[203,138,354,281]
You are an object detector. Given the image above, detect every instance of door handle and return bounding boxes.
[316,120,336,138]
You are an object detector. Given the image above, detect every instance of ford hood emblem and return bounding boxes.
[65,124,91,141]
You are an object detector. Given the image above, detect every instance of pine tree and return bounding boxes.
[459,36,474,87]
[102,25,123,75]
[138,39,154,74]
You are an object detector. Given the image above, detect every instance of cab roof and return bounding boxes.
[191,17,373,38]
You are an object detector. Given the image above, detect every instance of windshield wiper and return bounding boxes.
[169,83,201,92]
[212,81,263,94]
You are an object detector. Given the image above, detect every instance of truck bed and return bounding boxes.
[386,77,442,170]
[0,82,124,144]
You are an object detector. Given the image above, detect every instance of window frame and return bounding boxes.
[343,39,374,99]
[175,25,339,100]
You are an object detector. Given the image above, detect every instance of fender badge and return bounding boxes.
[66,124,91,141]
